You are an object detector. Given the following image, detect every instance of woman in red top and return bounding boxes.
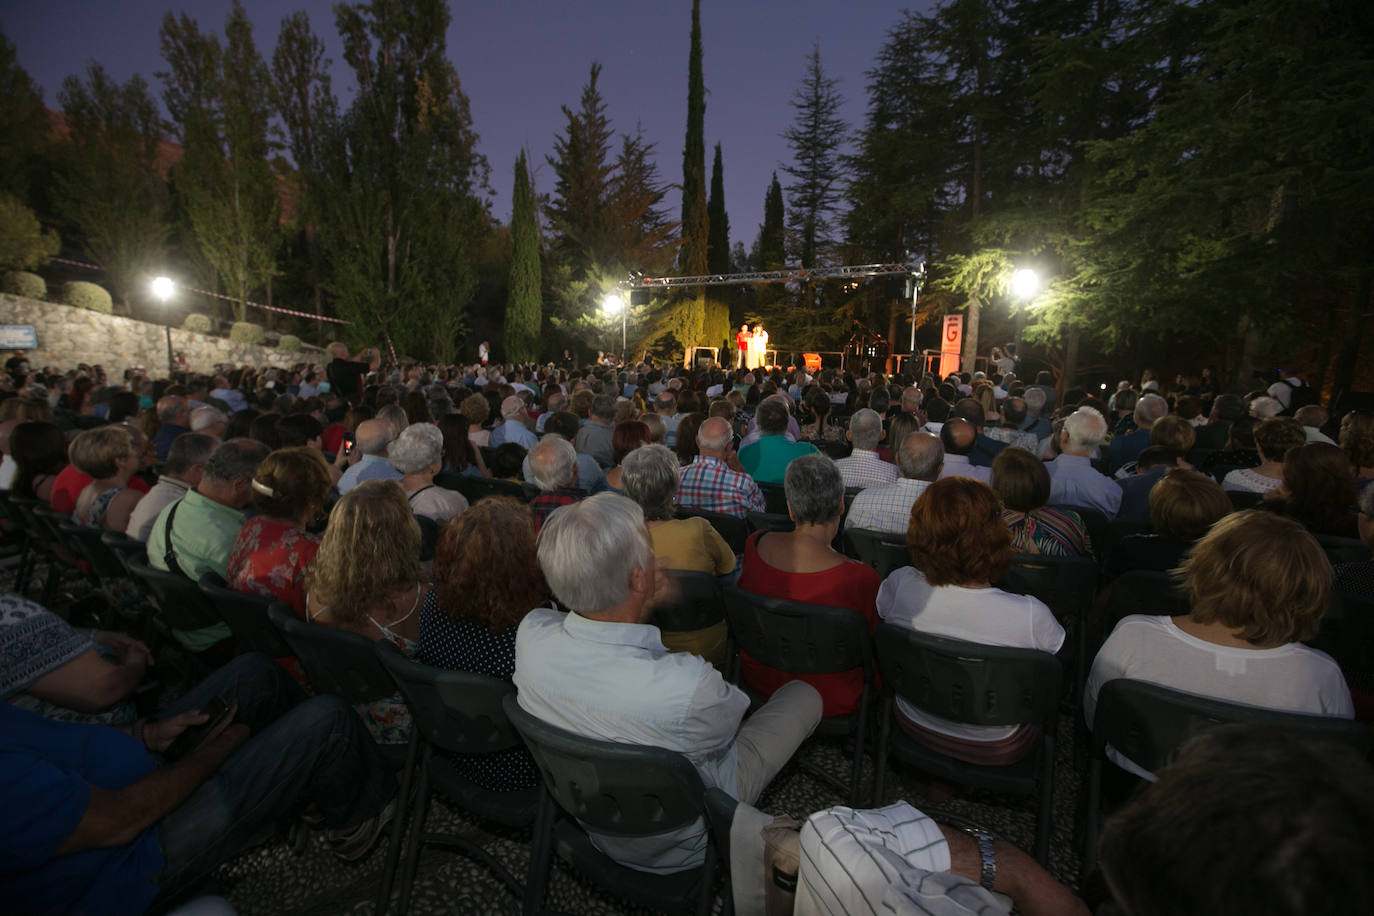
[737,453,881,716]
[227,447,331,618]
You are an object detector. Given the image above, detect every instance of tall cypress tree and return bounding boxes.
[755,172,785,270]
[707,143,730,275]
[505,150,541,362]
[673,0,712,360]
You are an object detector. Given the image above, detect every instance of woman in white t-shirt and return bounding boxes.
[1086,510,1353,779]
[877,477,1065,765]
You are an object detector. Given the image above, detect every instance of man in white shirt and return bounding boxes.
[1044,408,1121,519]
[846,432,944,534]
[513,493,821,874]
[1266,368,1309,412]
[835,409,898,490]
[126,433,217,541]
[1295,404,1336,444]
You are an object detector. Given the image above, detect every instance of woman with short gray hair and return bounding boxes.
[737,452,882,717]
[621,444,734,665]
[389,422,468,522]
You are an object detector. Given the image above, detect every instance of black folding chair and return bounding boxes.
[1315,532,1367,566]
[650,570,727,633]
[723,586,874,805]
[1101,570,1189,634]
[997,553,1099,701]
[675,506,748,555]
[373,642,538,915]
[756,482,789,515]
[1081,678,1374,874]
[197,573,295,659]
[0,490,36,593]
[745,511,793,534]
[873,625,1063,862]
[844,527,910,579]
[11,498,75,603]
[503,695,725,916]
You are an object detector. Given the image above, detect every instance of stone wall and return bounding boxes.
[0,294,319,374]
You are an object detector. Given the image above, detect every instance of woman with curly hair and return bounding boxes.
[1222,416,1305,495]
[1339,410,1374,481]
[1260,442,1359,538]
[877,476,1064,764]
[418,497,543,791]
[460,393,492,448]
[306,479,423,744]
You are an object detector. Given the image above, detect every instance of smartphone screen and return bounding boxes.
[165,697,232,760]
[343,435,355,456]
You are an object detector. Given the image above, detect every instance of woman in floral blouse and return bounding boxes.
[227,447,332,617]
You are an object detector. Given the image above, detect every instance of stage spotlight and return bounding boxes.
[601,292,623,315]
[1011,268,1040,300]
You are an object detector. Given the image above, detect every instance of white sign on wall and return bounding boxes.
[0,326,37,349]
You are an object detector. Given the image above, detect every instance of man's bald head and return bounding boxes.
[354,418,394,455]
[697,416,733,454]
[898,431,944,481]
[940,417,978,456]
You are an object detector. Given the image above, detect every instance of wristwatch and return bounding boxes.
[967,827,997,892]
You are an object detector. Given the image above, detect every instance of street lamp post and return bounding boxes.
[601,292,626,362]
[151,276,175,373]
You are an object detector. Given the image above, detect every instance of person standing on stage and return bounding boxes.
[751,325,769,370]
[478,340,490,365]
[736,324,750,369]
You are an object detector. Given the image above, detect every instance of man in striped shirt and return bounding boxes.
[835,409,899,491]
[677,417,765,518]
[845,432,944,535]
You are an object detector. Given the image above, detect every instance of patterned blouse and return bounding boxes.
[226,518,322,618]
[1001,507,1093,559]
[73,485,122,529]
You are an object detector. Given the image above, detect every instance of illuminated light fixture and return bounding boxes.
[1010,268,1040,300]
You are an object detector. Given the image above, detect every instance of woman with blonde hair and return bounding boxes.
[227,447,333,617]
[68,425,144,532]
[305,479,423,743]
[459,393,492,448]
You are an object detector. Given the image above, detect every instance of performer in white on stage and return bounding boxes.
[748,324,769,370]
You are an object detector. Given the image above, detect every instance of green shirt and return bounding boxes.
[145,489,241,651]
[738,435,818,485]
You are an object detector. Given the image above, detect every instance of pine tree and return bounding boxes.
[707,143,730,275]
[504,151,541,362]
[546,62,615,276]
[781,42,847,268]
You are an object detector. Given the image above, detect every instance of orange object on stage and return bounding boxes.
[803,353,822,372]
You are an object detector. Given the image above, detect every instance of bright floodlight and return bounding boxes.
[601,292,623,315]
[151,276,174,301]
[1010,268,1040,300]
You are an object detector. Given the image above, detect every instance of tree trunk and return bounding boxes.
[1062,328,1080,392]
[886,299,900,374]
[1233,314,1265,393]
[962,295,981,374]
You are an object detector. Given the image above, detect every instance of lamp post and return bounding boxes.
[151,276,175,373]
[1009,268,1041,357]
[601,292,626,362]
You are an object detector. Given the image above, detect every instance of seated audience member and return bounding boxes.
[574,394,618,469]
[514,493,822,874]
[983,396,1040,452]
[1258,441,1359,538]
[1248,395,1284,420]
[147,438,270,652]
[1087,510,1352,779]
[846,431,944,535]
[336,417,403,494]
[1340,409,1374,482]
[1295,403,1334,445]
[418,497,542,791]
[1335,483,1374,599]
[126,433,216,542]
[673,411,709,465]
[487,442,527,482]
[602,419,651,492]
[8,420,68,503]
[677,416,766,518]
[949,397,1007,467]
[1098,725,1374,916]
[460,393,492,448]
[1045,407,1122,519]
[739,396,818,484]
[527,435,584,532]
[151,395,192,461]
[1,593,148,725]
[738,454,881,717]
[878,477,1063,763]
[640,411,667,445]
[937,418,994,484]
[993,447,1092,558]
[1020,386,1052,440]
[1111,469,1231,575]
[226,447,331,618]
[1110,388,1138,435]
[49,430,152,516]
[800,387,843,441]
[834,408,897,490]
[305,479,422,744]
[436,412,488,479]
[489,395,537,450]
[276,413,324,451]
[69,426,145,533]
[0,652,397,914]
[1108,393,1168,471]
[1221,416,1304,495]
[389,422,468,523]
[190,404,229,440]
[1192,393,1245,451]
[248,413,282,450]
[621,444,734,665]
[521,411,607,494]
[883,411,923,463]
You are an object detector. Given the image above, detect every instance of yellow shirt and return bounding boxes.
[648,517,735,575]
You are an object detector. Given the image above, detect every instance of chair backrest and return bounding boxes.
[266,601,398,703]
[1048,504,1110,559]
[843,527,910,580]
[12,498,62,544]
[100,531,148,577]
[1103,570,1189,630]
[997,553,1099,623]
[756,482,789,515]
[197,573,296,658]
[414,514,441,562]
[1226,490,1263,511]
[375,640,522,756]
[722,586,874,676]
[874,623,1063,729]
[125,553,226,632]
[746,511,794,534]
[1091,678,1374,773]
[1315,533,1367,566]
[502,694,707,837]
[58,522,128,580]
[443,473,532,506]
[648,570,726,633]
[674,506,748,555]
[0,490,26,531]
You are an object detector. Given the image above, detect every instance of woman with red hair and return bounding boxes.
[877,477,1064,764]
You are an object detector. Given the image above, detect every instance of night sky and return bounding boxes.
[2,0,935,253]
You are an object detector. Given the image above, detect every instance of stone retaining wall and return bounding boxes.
[0,294,318,374]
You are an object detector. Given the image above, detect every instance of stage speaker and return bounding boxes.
[629,289,651,306]
[883,276,908,299]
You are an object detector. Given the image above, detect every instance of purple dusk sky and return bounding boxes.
[3,0,935,255]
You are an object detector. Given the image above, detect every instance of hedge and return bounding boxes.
[61,281,113,313]
[229,321,264,345]
[1,271,46,300]
[277,333,301,352]
[183,313,212,334]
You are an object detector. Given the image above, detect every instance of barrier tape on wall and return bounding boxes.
[47,257,351,325]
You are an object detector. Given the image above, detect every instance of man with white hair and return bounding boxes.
[190,405,228,440]
[1248,395,1284,420]
[1267,367,1312,413]
[337,418,403,493]
[488,395,538,449]
[677,417,766,518]
[845,432,944,534]
[528,435,584,532]
[1107,393,1168,471]
[835,409,898,490]
[514,492,822,875]
[1020,386,1052,440]
[1046,408,1121,518]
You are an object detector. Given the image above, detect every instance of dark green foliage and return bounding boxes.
[0,194,59,271]
[0,31,48,204]
[61,280,112,313]
[2,271,46,300]
[707,143,730,275]
[505,151,541,362]
[754,173,786,270]
[781,42,847,268]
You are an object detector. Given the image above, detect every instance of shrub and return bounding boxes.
[61,281,113,313]
[182,313,212,334]
[229,321,264,345]
[1,271,46,300]
[277,333,301,352]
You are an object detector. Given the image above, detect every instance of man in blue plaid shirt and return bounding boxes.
[678,417,765,518]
